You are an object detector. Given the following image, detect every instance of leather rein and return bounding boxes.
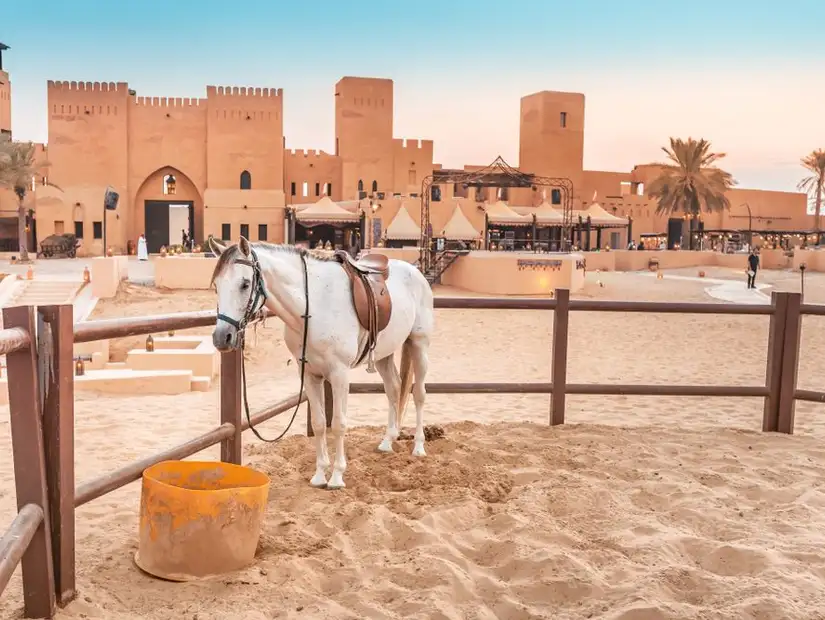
[216,247,311,443]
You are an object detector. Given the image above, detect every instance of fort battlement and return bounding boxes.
[47,81,129,93]
[285,149,336,158]
[393,138,434,151]
[133,96,206,107]
[206,86,283,98]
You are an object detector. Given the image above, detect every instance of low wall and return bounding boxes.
[590,249,792,272]
[792,249,825,272]
[364,248,420,264]
[441,252,585,295]
[90,257,125,299]
[155,256,218,290]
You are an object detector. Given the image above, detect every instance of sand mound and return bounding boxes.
[22,421,825,620]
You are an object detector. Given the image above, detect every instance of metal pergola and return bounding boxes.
[418,156,573,272]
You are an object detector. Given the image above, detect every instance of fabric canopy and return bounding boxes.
[575,202,628,227]
[485,200,530,226]
[534,200,564,225]
[385,204,421,240]
[295,196,359,223]
[442,205,480,241]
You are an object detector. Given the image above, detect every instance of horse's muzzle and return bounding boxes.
[213,324,240,352]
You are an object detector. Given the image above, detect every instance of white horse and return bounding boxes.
[208,237,435,490]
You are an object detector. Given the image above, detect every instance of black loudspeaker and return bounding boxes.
[104,186,119,211]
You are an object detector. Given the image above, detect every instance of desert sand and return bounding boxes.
[3,265,825,619]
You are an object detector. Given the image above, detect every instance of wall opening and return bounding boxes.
[371,180,378,193]
[560,112,567,128]
[258,224,268,241]
[302,181,309,197]
[240,170,252,190]
[551,189,562,205]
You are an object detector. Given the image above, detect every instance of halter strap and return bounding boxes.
[216,249,268,330]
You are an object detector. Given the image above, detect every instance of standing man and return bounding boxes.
[747,249,760,289]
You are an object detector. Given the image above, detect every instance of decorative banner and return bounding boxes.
[372,218,382,247]
[517,259,563,271]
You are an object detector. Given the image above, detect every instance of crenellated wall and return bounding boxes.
[284,149,342,204]
[206,84,284,191]
[392,138,434,195]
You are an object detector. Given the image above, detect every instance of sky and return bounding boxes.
[3,0,824,193]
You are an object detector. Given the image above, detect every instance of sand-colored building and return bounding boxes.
[0,43,813,256]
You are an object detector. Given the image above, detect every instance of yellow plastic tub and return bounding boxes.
[134,460,270,581]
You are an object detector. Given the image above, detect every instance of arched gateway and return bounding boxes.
[133,166,204,253]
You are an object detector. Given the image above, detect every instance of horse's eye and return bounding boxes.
[240,281,250,291]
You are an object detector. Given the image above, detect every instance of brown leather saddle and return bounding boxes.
[333,250,392,371]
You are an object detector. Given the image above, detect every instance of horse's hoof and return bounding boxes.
[377,438,394,453]
[327,473,346,489]
[310,472,328,488]
[412,443,427,457]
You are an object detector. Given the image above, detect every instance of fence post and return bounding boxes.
[37,305,76,606]
[306,381,334,437]
[763,291,787,432]
[777,292,803,434]
[220,349,243,464]
[550,288,570,426]
[3,306,56,618]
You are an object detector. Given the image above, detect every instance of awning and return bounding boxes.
[385,203,421,240]
[295,196,360,224]
[442,205,480,241]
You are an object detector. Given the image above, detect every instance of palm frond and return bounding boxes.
[645,137,735,217]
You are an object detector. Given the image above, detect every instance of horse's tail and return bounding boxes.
[396,339,415,430]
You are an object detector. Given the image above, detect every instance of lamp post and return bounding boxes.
[740,202,753,247]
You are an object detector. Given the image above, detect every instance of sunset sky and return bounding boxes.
[3,0,824,193]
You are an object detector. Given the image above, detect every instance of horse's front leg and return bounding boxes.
[304,373,330,488]
[327,371,350,490]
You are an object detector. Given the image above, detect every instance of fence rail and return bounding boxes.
[1,288,824,618]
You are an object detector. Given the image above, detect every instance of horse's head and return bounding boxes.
[209,236,264,352]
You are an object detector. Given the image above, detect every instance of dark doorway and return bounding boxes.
[667,218,683,249]
[144,200,194,253]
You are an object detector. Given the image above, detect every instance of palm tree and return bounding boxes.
[646,137,736,249]
[0,136,54,262]
[797,149,825,240]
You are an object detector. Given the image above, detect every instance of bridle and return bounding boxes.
[216,247,311,443]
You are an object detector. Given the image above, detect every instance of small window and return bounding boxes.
[240,170,252,190]
[302,182,308,197]
[74,221,84,239]
[500,187,509,200]
[54,220,65,234]
[357,179,364,192]
[371,180,378,193]
[560,112,567,128]
[326,182,332,196]
[431,185,441,202]
[551,189,562,205]
[240,224,249,239]
[315,182,320,196]
[290,182,296,196]
[221,223,231,240]
[258,224,268,241]
[93,221,103,239]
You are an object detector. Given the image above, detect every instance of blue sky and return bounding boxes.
[3,0,824,192]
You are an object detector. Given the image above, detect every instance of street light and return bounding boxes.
[740,202,753,246]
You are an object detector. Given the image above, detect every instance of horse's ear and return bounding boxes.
[208,236,226,257]
[238,236,251,257]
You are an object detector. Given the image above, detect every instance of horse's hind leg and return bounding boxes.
[374,355,401,453]
[304,374,330,487]
[410,336,429,457]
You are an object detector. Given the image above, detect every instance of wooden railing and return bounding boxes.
[1,289,821,617]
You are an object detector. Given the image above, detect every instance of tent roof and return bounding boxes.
[385,203,421,240]
[578,202,628,226]
[295,196,359,222]
[485,200,530,225]
[442,205,480,240]
[534,200,564,224]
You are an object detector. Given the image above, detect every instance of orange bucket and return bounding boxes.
[134,460,270,581]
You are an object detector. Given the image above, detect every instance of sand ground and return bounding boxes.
[2,265,825,619]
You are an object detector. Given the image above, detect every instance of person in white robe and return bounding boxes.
[137,234,149,261]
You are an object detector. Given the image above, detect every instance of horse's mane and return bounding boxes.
[210,242,337,285]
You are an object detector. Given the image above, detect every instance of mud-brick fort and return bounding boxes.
[0,43,813,256]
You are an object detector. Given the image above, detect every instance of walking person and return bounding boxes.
[746,249,760,289]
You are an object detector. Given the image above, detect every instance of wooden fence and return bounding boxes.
[1,289,822,618]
